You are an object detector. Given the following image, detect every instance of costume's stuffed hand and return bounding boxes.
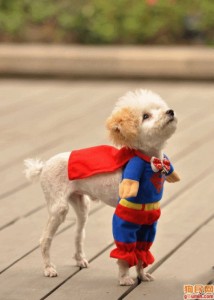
[166,171,180,183]
[119,179,139,198]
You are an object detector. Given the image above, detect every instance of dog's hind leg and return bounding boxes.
[69,193,90,268]
[40,198,69,277]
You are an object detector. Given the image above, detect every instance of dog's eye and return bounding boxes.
[143,113,150,120]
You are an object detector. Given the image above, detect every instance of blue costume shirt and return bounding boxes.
[122,156,174,204]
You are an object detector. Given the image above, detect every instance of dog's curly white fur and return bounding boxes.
[24,89,179,282]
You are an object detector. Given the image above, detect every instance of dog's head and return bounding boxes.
[106,89,177,152]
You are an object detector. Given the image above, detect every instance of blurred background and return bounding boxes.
[0,0,213,45]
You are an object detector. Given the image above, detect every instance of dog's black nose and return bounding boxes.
[166,109,174,117]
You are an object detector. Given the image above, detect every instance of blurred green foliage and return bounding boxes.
[0,0,213,44]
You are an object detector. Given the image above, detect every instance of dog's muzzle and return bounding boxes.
[166,109,174,117]
[165,109,176,124]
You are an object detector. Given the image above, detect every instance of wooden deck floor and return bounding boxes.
[0,79,213,300]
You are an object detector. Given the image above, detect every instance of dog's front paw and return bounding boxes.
[119,276,135,286]
[138,272,155,282]
[76,258,89,268]
[44,264,58,277]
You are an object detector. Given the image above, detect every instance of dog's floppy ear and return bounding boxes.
[106,107,140,147]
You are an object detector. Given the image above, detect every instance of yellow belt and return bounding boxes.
[119,199,160,211]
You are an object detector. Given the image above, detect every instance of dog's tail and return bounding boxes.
[24,158,45,183]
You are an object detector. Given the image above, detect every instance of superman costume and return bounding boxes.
[110,155,173,268]
[68,145,174,268]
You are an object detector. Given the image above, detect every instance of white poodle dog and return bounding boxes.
[24,89,179,284]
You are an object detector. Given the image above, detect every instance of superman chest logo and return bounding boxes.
[150,173,165,193]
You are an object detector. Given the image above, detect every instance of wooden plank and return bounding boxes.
[0,79,50,109]
[0,82,93,161]
[0,201,103,273]
[0,184,45,230]
[125,220,214,300]
[0,85,128,199]
[0,82,128,167]
[0,205,114,300]
[162,111,213,205]
[166,111,213,156]
[35,171,214,300]
[1,80,132,172]
[1,79,213,167]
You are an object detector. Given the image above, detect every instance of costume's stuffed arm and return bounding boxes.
[166,171,180,183]
[164,157,180,183]
[119,179,139,198]
[118,157,144,199]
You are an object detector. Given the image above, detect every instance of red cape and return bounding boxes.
[68,145,151,180]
